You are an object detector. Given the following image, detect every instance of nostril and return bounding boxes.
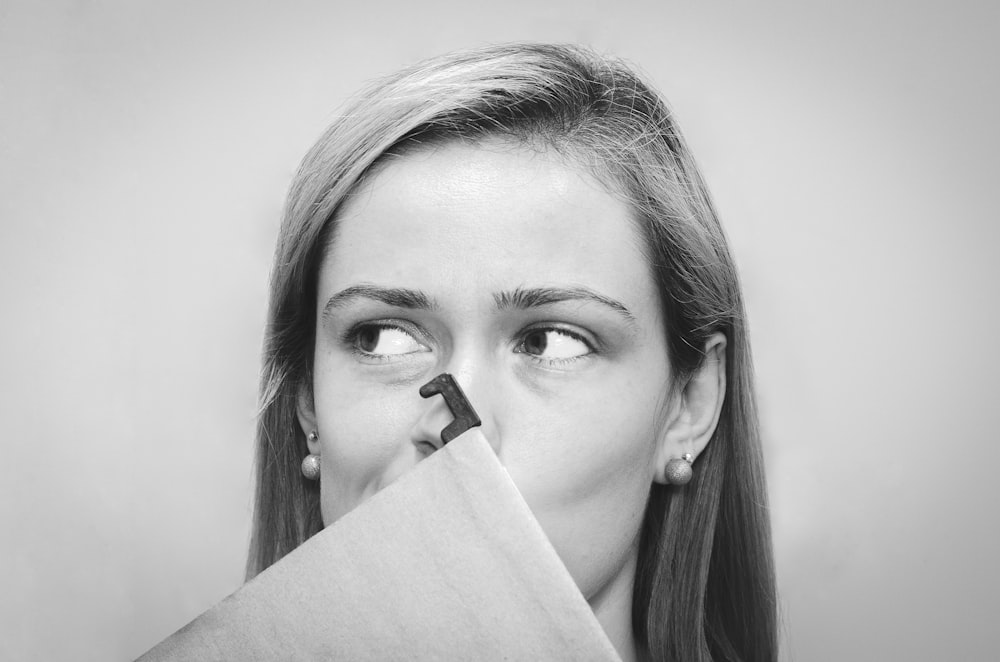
[413,438,440,457]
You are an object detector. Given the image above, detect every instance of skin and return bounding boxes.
[299,139,726,661]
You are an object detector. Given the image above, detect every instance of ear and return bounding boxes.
[297,381,321,455]
[653,332,727,484]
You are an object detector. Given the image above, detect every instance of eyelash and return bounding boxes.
[342,321,428,363]
[341,321,598,367]
[513,326,597,367]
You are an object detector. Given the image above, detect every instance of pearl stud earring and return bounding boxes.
[664,453,694,485]
[302,430,320,480]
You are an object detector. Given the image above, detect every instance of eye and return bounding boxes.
[516,328,593,362]
[351,324,428,357]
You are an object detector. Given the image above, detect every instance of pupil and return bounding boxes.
[525,331,548,355]
[358,327,379,352]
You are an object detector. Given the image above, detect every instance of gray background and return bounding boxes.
[1,1,997,660]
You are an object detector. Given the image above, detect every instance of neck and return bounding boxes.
[588,550,639,662]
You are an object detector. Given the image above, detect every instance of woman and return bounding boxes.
[247,43,777,661]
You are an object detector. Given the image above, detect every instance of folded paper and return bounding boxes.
[138,430,621,660]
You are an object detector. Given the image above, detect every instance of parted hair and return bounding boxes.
[247,43,777,662]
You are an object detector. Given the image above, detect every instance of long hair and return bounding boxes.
[247,43,777,661]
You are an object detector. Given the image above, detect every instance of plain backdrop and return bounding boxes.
[1,1,997,660]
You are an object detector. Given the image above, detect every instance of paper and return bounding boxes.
[138,430,622,660]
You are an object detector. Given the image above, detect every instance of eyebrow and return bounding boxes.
[494,286,637,325]
[323,284,437,318]
[323,283,637,326]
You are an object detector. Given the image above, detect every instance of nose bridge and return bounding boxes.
[445,346,500,444]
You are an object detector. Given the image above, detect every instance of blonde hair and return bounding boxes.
[248,43,777,661]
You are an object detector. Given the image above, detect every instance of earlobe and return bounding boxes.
[652,332,727,485]
[297,382,320,454]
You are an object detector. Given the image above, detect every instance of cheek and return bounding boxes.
[312,377,419,524]
[501,382,664,599]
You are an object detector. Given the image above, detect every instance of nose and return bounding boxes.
[409,371,495,455]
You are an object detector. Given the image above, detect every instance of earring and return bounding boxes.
[665,453,694,485]
[302,430,320,480]
[301,454,321,480]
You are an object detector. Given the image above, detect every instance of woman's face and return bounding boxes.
[302,139,676,605]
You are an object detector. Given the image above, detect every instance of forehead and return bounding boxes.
[321,140,657,314]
